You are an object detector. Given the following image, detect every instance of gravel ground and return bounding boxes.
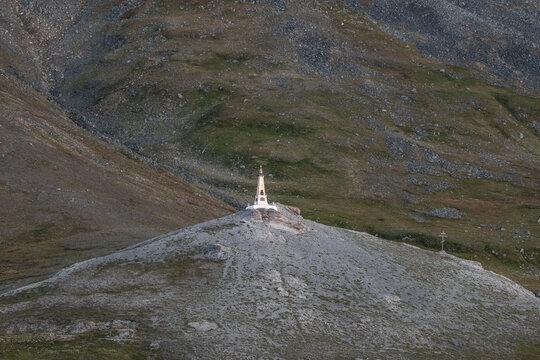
[1,205,538,358]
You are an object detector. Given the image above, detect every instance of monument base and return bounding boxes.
[246,204,278,211]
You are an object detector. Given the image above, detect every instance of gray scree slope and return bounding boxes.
[1,205,538,358]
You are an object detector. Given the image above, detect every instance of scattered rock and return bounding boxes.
[198,243,231,260]
[188,321,218,332]
[426,207,463,219]
[407,212,427,223]
[285,205,301,216]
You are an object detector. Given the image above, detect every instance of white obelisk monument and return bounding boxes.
[246,165,277,210]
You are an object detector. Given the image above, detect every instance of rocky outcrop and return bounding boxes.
[426,207,463,219]
[245,204,309,233]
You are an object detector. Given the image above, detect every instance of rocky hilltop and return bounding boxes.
[1,205,538,358]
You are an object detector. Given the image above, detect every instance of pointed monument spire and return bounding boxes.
[254,165,268,206]
[246,165,277,210]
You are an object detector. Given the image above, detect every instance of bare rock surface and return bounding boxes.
[1,204,538,358]
[187,320,218,332]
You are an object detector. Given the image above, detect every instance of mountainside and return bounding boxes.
[0,74,233,289]
[1,205,539,359]
[349,0,540,91]
[0,0,539,288]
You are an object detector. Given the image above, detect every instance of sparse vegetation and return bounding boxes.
[0,331,150,360]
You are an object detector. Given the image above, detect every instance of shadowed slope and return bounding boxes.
[0,75,233,288]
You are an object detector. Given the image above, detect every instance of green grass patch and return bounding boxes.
[199,53,254,71]
[0,330,149,360]
[374,229,477,254]
[491,90,540,131]
[10,218,94,246]
[0,287,48,306]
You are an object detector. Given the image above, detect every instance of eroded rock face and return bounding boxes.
[0,207,538,359]
[243,204,309,233]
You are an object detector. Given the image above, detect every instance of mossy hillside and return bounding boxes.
[54,1,540,288]
[0,215,98,286]
[0,331,150,360]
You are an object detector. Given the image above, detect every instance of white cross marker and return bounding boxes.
[439,231,447,252]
